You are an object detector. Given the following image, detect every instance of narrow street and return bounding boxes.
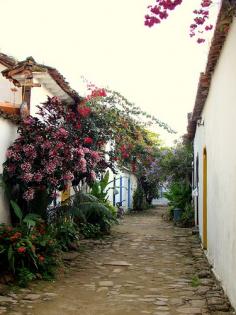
[4,207,233,315]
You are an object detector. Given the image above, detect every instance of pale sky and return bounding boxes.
[0,0,219,146]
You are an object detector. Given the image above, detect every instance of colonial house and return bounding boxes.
[0,52,138,222]
[0,53,79,223]
[187,0,236,308]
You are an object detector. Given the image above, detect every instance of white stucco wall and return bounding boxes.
[30,79,53,117]
[193,17,236,308]
[0,119,18,223]
[0,63,22,223]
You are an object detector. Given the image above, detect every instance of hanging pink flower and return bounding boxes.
[34,172,43,183]
[83,147,90,154]
[20,162,32,172]
[22,173,33,183]
[76,148,85,157]
[41,140,51,150]
[45,161,57,174]
[90,170,96,181]
[23,144,36,159]
[90,151,101,162]
[91,88,107,98]
[84,137,93,145]
[23,188,35,201]
[77,105,91,118]
[57,127,69,138]
[80,158,87,167]
[35,135,44,143]
[63,172,74,181]
[6,150,21,161]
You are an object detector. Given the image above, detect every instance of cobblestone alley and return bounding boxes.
[1,207,234,315]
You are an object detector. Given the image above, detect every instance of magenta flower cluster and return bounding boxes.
[4,96,108,201]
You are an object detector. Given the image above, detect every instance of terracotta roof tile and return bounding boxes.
[0,52,17,68]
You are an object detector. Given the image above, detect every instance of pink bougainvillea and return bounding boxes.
[3,94,109,202]
[145,0,214,44]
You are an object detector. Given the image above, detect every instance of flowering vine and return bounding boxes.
[3,96,109,203]
[3,81,174,211]
[144,0,220,44]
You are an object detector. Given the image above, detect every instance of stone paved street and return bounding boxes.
[1,207,235,315]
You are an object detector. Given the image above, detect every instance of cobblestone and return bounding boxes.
[1,207,235,314]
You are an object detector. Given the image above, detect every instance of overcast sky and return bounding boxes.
[0,0,219,145]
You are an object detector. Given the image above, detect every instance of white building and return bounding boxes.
[187,1,236,308]
[106,167,137,211]
[0,54,79,223]
[0,53,138,222]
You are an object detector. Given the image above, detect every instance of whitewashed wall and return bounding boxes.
[0,119,18,223]
[193,17,236,309]
[30,79,53,117]
[0,64,22,223]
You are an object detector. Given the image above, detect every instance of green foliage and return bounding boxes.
[10,200,41,229]
[17,267,36,287]
[54,219,79,251]
[164,182,191,211]
[191,275,201,287]
[160,142,193,184]
[71,192,117,236]
[90,171,110,202]
[10,200,23,223]
[181,204,195,227]
[140,177,159,205]
[133,184,148,211]
[0,203,61,287]
[79,223,102,239]
[102,200,117,217]
[164,181,194,227]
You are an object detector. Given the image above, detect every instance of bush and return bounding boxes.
[0,220,60,287]
[181,204,195,227]
[79,223,102,239]
[164,181,194,227]
[53,219,80,251]
[164,181,192,218]
[133,185,148,210]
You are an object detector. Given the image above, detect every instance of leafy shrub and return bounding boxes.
[89,171,110,202]
[0,201,60,287]
[181,204,195,227]
[0,220,60,287]
[164,181,192,217]
[17,267,36,287]
[102,200,117,217]
[79,223,102,239]
[133,185,148,210]
[53,219,79,251]
[71,192,117,235]
[164,181,194,227]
